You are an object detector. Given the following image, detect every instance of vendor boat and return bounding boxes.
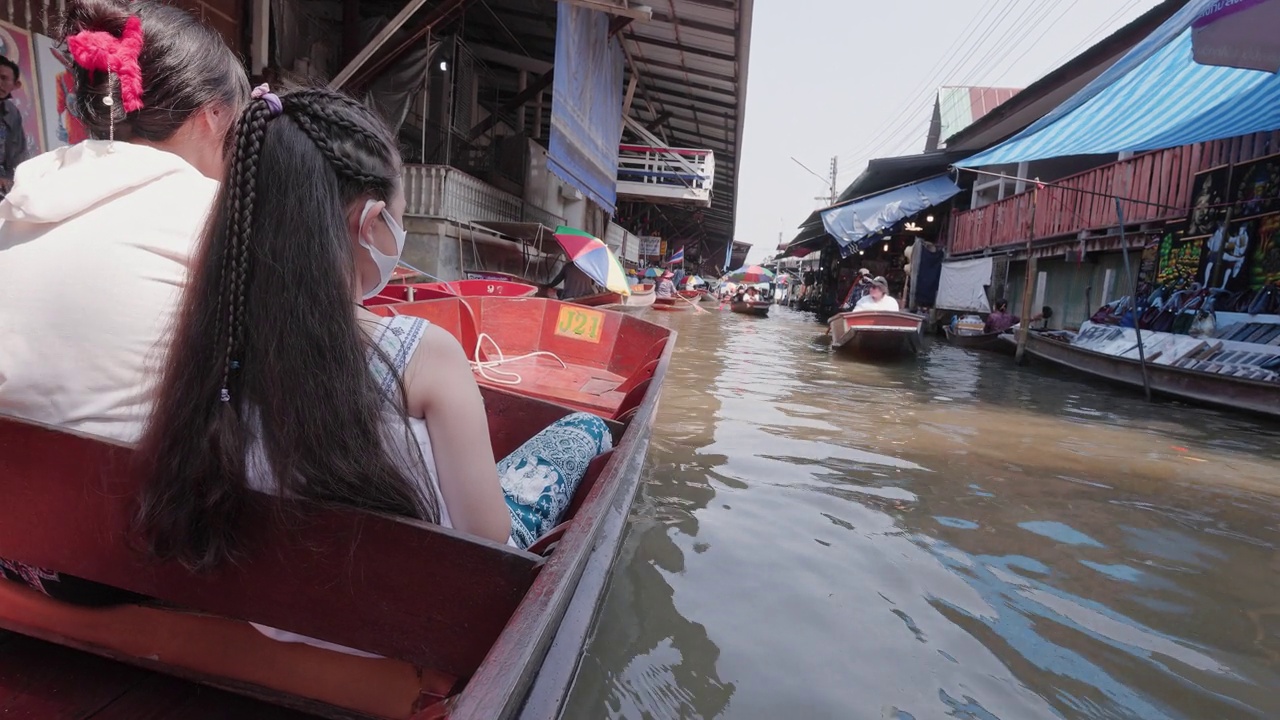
[0,297,675,720]
[1019,329,1280,420]
[828,310,925,357]
[730,300,770,317]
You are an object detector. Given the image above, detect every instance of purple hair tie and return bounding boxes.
[251,83,282,117]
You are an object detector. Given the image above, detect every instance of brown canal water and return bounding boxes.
[562,305,1280,720]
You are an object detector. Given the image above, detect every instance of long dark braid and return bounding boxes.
[136,86,441,571]
[216,103,271,403]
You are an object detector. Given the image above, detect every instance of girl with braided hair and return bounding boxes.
[133,86,611,643]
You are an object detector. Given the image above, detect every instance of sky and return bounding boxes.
[735,0,1167,264]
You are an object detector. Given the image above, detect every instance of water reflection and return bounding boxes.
[564,306,1280,719]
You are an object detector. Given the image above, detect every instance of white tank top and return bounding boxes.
[247,315,450,656]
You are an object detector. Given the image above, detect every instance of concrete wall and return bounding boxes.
[524,139,610,236]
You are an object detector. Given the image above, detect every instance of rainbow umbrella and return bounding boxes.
[644,267,662,278]
[551,226,630,296]
[726,265,775,284]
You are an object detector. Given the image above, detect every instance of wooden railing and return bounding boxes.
[949,146,1199,254]
[616,144,715,207]
[950,130,1280,255]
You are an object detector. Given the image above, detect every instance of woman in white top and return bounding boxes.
[0,0,247,604]
[0,0,248,443]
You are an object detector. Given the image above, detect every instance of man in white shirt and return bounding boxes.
[852,276,900,312]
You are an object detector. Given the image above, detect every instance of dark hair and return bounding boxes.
[60,0,248,142]
[0,57,20,83]
[995,298,1009,310]
[134,87,437,570]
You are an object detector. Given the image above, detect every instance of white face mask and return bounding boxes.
[357,199,406,300]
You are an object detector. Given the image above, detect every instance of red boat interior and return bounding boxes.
[0,297,674,720]
[371,297,670,420]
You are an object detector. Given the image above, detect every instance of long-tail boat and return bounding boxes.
[828,310,925,357]
[0,296,675,720]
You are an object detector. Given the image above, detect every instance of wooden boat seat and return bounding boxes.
[0,580,448,719]
[0,385,624,719]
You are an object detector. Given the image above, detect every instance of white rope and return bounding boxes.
[470,332,567,386]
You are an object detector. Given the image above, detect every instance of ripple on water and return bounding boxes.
[565,307,1280,720]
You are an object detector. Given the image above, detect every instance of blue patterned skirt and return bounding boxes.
[499,412,613,549]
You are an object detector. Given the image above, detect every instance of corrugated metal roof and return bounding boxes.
[620,0,752,250]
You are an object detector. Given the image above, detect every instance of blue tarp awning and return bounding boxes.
[958,0,1280,168]
[820,174,961,255]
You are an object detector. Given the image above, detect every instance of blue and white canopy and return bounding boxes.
[820,175,960,254]
[958,0,1280,168]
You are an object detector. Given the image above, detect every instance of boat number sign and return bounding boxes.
[554,306,605,343]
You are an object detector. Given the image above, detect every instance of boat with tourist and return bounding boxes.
[0,296,676,720]
[828,310,925,357]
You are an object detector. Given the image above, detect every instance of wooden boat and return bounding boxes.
[651,295,691,312]
[365,280,537,306]
[828,310,925,357]
[730,300,770,317]
[0,296,675,719]
[568,283,656,313]
[1020,330,1280,420]
[678,290,701,300]
[942,325,1015,355]
[602,283,655,313]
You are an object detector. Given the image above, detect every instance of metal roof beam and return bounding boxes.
[627,33,736,62]
[629,55,736,82]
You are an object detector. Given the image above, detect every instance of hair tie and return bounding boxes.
[67,16,145,112]
[252,83,282,117]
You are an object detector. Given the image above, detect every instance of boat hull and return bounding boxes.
[730,301,770,317]
[365,280,537,306]
[829,311,924,357]
[943,326,1014,355]
[1022,332,1280,420]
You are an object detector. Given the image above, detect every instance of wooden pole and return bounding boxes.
[1115,199,1152,401]
[1015,190,1038,365]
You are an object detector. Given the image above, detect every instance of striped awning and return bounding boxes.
[958,0,1280,167]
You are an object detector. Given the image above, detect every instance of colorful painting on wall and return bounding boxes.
[1232,153,1280,220]
[1187,164,1231,236]
[1155,232,1204,287]
[1250,213,1280,288]
[0,20,44,159]
[33,33,83,150]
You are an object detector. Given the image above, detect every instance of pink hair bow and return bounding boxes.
[67,16,146,113]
